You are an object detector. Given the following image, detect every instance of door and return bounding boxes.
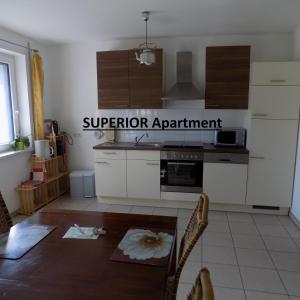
[203,163,247,204]
[129,49,163,109]
[95,159,127,197]
[250,86,300,119]
[127,160,160,199]
[246,119,298,207]
[97,51,130,109]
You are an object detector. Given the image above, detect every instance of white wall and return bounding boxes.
[44,33,294,170]
[0,152,32,212]
[0,26,48,212]
[292,128,300,222]
[294,28,300,60]
[291,27,300,222]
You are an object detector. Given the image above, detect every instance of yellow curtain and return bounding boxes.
[31,52,45,139]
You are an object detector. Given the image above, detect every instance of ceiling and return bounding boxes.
[1,0,300,44]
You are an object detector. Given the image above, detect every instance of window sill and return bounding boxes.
[0,148,33,160]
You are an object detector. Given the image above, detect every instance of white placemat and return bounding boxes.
[63,227,100,239]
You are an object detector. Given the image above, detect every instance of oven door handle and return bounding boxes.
[167,162,196,166]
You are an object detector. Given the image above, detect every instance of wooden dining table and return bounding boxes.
[0,209,177,300]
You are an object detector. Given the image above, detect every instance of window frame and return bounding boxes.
[0,52,20,152]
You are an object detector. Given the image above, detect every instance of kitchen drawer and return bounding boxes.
[251,62,300,86]
[94,149,126,160]
[204,152,249,164]
[126,150,160,160]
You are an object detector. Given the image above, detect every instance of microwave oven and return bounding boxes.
[214,128,246,147]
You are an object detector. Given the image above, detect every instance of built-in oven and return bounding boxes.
[160,151,203,193]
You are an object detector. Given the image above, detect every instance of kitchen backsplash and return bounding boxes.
[98,100,249,143]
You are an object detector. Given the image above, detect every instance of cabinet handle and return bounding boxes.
[207,104,220,107]
[167,162,196,166]
[131,105,142,108]
[218,159,231,162]
[252,113,268,117]
[113,105,128,108]
[103,152,117,155]
[96,161,110,165]
[250,156,265,160]
[270,79,286,83]
[146,162,159,166]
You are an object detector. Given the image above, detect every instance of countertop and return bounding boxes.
[93,142,249,154]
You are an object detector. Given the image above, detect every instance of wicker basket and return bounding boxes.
[17,183,48,215]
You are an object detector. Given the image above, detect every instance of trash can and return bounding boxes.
[70,170,95,198]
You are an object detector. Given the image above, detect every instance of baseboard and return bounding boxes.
[97,196,290,215]
[209,203,289,215]
[97,196,197,209]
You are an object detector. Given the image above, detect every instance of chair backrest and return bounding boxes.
[0,192,13,234]
[187,268,214,300]
[166,194,208,297]
[164,194,209,300]
[178,193,209,272]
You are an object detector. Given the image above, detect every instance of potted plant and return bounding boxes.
[14,136,30,150]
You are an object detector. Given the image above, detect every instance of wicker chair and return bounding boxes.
[0,192,13,234]
[187,268,214,300]
[165,193,209,300]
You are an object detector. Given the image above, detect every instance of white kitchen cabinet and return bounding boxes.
[251,62,300,86]
[126,150,160,160]
[246,119,298,207]
[203,162,248,205]
[94,149,126,160]
[127,157,160,200]
[250,86,300,119]
[95,159,127,198]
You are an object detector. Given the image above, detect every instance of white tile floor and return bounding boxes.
[27,196,300,300]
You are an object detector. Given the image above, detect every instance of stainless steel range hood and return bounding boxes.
[162,52,201,100]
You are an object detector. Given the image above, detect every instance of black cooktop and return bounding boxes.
[162,141,204,149]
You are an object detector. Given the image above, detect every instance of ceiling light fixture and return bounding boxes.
[135,11,156,66]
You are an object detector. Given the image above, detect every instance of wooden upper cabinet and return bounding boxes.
[97,49,163,109]
[97,50,130,109]
[129,49,163,109]
[205,46,251,109]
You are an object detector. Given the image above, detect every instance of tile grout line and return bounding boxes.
[278,216,300,252]
[226,211,248,300]
[252,215,291,297]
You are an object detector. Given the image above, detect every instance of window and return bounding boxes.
[0,53,19,151]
